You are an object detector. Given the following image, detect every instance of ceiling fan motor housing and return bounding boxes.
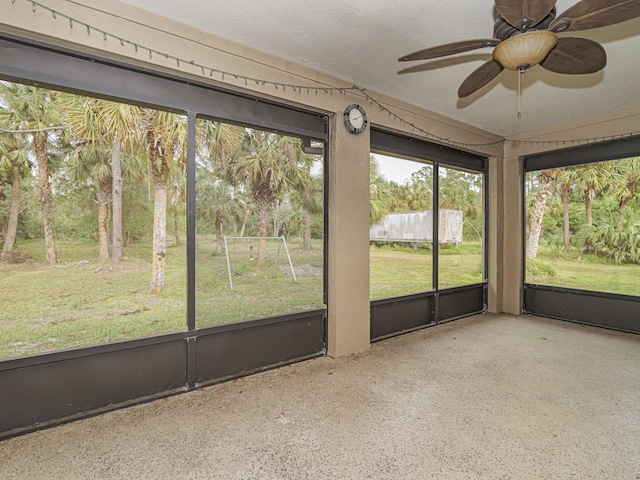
[493,8,556,40]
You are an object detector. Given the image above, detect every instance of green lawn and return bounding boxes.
[0,238,325,358]
[370,241,483,299]
[0,240,187,358]
[526,245,640,296]
[3,238,637,360]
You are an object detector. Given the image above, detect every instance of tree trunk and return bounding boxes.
[239,207,250,237]
[305,209,312,251]
[150,171,167,293]
[215,217,223,255]
[585,189,594,226]
[273,199,280,237]
[33,134,57,266]
[97,176,112,263]
[173,206,181,246]
[255,193,273,267]
[232,186,239,235]
[0,162,21,262]
[257,217,269,267]
[526,170,553,259]
[562,189,570,254]
[111,140,124,262]
[148,128,167,293]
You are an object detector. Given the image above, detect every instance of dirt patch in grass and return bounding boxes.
[285,264,323,277]
[2,250,33,264]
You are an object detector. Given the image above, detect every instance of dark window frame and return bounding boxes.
[369,128,488,340]
[522,136,640,333]
[0,33,329,343]
[0,34,329,438]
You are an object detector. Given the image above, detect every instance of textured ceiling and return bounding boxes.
[120,0,640,138]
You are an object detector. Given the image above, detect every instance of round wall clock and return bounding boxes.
[343,104,368,134]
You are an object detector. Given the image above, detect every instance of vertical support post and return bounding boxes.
[433,163,440,323]
[186,112,196,331]
[502,149,524,314]
[186,112,197,391]
[487,156,503,313]
[433,163,440,292]
[327,112,370,357]
[187,336,196,390]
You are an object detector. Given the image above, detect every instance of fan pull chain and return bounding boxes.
[517,69,524,120]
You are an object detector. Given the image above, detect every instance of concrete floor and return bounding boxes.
[1,313,639,480]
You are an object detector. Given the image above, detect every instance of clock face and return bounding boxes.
[349,108,364,129]
[343,104,368,134]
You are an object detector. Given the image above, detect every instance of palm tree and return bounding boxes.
[286,145,322,250]
[612,157,640,209]
[0,132,30,262]
[369,155,392,224]
[291,172,323,250]
[141,108,187,293]
[66,140,114,262]
[61,96,115,263]
[439,168,482,219]
[97,101,144,262]
[196,168,242,254]
[0,82,62,265]
[196,119,246,237]
[574,161,616,226]
[63,95,147,263]
[196,120,244,173]
[553,167,579,253]
[403,166,433,212]
[230,131,309,266]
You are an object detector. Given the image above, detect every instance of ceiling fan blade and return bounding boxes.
[540,37,606,73]
[550,0,640,32]
[398,39,500,62]
[495,0,557,29]
[458,60,504,98]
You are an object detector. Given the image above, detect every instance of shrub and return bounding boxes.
[577,209,640,265]
[526,258,556,277]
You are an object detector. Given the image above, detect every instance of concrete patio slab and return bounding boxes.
[1,313,639,479]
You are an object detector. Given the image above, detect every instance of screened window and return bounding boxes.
[0,38,329,360]
[438,166,485,288]
[525,157,640,297]
[195,119,325,327]
[0,81,187,359]
[369,129,487,304]
[369,154,433,300]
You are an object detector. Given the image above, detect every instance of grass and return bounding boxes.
[194,236,324,328]
[0,240,187,358]
[526,244,640,296]
[370,241,483,299]
[5,237,637,360]
[0,237,325,359]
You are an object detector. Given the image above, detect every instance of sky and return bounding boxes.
[372,153,429,185]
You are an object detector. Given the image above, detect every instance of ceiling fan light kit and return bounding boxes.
[492,30,558,71]
[399,0,640,98]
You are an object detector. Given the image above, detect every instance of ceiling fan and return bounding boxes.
[398,0,640,98]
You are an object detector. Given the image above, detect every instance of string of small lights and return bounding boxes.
[9,0,640,150]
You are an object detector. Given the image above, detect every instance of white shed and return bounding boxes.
[370,210,463,244]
